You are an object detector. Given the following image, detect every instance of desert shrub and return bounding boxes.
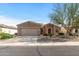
[69,33,73,36]
[0,32,13,39]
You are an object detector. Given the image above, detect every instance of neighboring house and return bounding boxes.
[0,24,17,35]
[17,21,62,36]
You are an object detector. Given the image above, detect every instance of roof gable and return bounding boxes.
[43,23,61,28]
[17,21,42,28]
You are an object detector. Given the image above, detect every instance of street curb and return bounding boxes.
[0,42,79,46]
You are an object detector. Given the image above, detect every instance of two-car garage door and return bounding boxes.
[20,28,40,36]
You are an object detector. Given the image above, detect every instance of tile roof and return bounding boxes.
[17,21,61,28]
[17,21,42,26]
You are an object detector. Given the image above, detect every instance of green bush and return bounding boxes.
[59,32,64,35]
[48,33,53,37]
[0,32,13,39]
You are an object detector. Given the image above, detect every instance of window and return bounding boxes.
[40,28,43,34]
[75,29,78,33]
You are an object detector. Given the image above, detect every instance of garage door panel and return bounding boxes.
[21,28,40,36]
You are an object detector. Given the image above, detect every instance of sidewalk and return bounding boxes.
[0,42,79,46]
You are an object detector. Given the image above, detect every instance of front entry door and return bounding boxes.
[48,28,52,34]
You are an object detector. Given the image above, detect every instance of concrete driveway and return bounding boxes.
[0,46,79,56]
[13,36,70,43]
[15,36,39,42]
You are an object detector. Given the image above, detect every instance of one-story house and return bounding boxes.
[0,24,17,35]
[17,21,65,36]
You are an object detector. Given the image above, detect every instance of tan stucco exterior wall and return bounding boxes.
[42,24,60,35]
[60,27,67,34]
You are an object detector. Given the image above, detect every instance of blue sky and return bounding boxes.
[0,3,55,26]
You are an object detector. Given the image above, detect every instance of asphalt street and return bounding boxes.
[0,46,79,56]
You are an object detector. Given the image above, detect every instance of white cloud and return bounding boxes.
[0,15,49,27]
[0,15,27,27]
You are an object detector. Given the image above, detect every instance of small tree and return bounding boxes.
[49,3,79,37]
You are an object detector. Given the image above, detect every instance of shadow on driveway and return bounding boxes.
[37,38,68,43]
